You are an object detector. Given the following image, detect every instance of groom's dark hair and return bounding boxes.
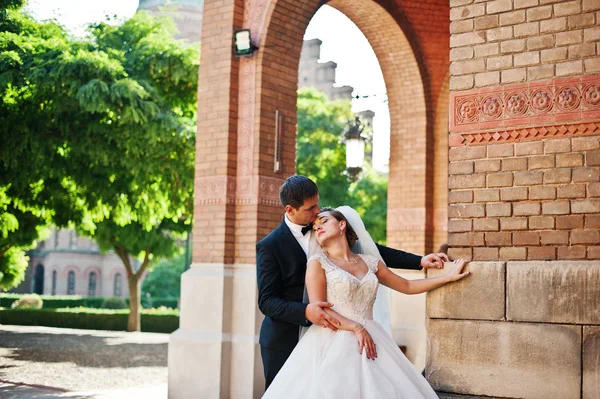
[280,175,318,209]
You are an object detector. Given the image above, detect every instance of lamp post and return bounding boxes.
[344,116,366,182]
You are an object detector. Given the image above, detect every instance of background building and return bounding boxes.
[298,38,355,101]
[137,0,204,42]
[10,228,131,298]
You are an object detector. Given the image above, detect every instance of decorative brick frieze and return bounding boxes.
[450,74,600,146]
[195,175,283,206]
[451,121,600,146]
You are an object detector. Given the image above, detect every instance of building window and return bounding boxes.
[33,264,44,294]
[114,274,122,297]
[54,230,60,248]
[51,270,57,295]
[70,231,78,249]
[67,271,75,295]
[88,272,97,297]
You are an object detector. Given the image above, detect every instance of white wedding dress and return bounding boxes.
[262,252,438,398]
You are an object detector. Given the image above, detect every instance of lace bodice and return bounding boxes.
[308,253,380,324]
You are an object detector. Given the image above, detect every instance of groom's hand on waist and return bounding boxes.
[306,302,340,332]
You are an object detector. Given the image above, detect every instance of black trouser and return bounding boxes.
[260,345,293,390]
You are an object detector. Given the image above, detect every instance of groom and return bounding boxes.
[256,175,448,388]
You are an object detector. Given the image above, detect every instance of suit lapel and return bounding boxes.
[277,218,307,266]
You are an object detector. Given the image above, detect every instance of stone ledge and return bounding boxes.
[507,261,600,324]
[427,262,505,321]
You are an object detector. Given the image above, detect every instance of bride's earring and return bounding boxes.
[340,230,343,236]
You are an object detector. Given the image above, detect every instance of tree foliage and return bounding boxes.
[0,3,198,330]
[141,252,185,298]
[296,88,388,244]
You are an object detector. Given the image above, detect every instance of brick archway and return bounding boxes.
[255,0,433,255]
[255,0,447,372]
[192,0,449,265]
[173,0,450,397]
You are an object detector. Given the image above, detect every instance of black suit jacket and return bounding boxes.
[256,218,422,353]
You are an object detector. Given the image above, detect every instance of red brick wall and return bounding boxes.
[449,0,600,90]
[448,134,600,261]
[193,0,244,264]
[446,0,600,262]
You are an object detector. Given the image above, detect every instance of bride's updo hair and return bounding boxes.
[319,207,358,247]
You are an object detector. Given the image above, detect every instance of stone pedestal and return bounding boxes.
[168,264,264,399]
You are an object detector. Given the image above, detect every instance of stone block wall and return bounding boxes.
[427,261,600,398]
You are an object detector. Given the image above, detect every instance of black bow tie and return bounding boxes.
[301,222,313,236]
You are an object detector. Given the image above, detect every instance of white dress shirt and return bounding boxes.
[284,214,319,258]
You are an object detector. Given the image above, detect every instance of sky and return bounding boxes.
[25,1,391,171]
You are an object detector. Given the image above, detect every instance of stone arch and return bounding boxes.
[82,265,102,278]
[62,265,81,279]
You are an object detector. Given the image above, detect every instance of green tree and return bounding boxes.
[297,88,351,204]
[0,2,198,330]
[142,252,185,298]
[0,0,60,289]
[296,88,388,243]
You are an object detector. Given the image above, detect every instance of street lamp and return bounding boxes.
[344,116,366,182]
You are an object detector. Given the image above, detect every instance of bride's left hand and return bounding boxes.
[355,328,377,360]
[445,259,471,282]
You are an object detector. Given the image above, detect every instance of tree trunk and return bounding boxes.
[127,275,141,332]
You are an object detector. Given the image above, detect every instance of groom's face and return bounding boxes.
[287,195,320,225]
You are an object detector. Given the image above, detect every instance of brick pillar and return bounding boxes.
[168,1,244,398]
[428,1,600,397]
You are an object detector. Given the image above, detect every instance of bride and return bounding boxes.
[262,206,470,398]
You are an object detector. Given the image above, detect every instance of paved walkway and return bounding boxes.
[0,324,495,399]
[0,325,168,399]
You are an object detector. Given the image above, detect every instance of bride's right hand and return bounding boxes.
[446,259,471,282]
[355,327,377,360]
